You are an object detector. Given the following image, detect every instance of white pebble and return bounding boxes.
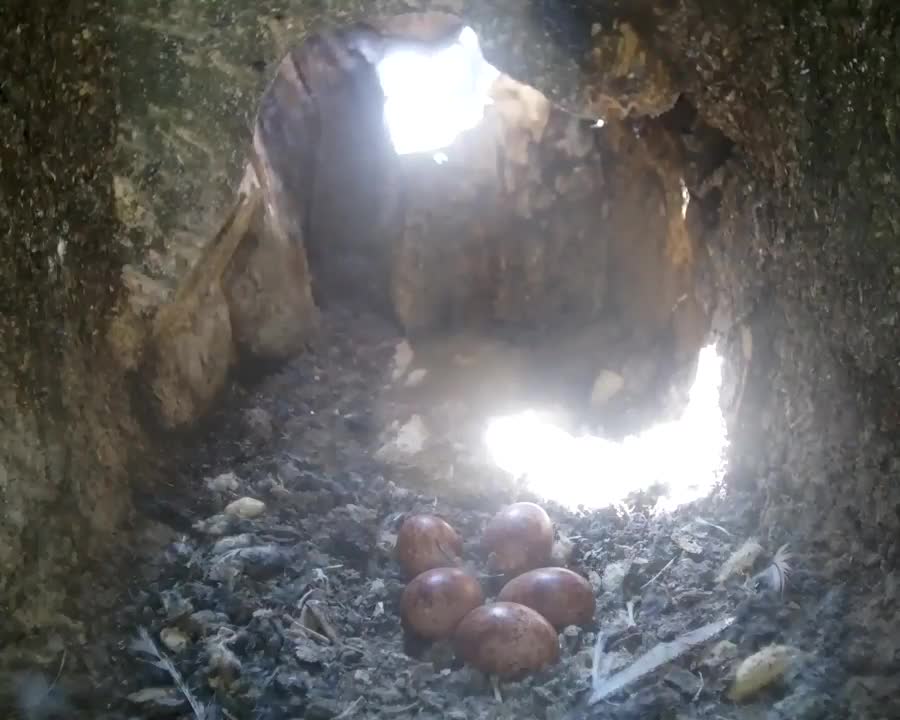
[160,627,189,653]
[404,368,428,387]
[225,497,266,519]
[590,370,625,407]
[206,472,239,493]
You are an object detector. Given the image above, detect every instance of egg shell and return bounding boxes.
[400,567,484,640]
[453,601,560,679]
[497,567,595,628]
[395,513,463,579]
[482,502,554,576]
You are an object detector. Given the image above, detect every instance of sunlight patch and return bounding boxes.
[484,344,729,512]
[376,26,499,156]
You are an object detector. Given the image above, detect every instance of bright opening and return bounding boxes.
[484,344,729,512]
[376,26,500,156]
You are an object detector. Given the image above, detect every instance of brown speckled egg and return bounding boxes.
[395,513,463,579]
[453,602,560,679]
[482,502,553,576]
[497,567,595,628]
[400,567,484,640]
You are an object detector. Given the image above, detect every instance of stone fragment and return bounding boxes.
[392,340,414,381]
[590,369,626,407]
[225,497,267,519]
[405,368,428,387]
[206,472,240,493]
[126,687,186,714]
[602,560,631,593]
[159,627,189,654]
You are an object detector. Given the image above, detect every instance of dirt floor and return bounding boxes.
[9,308,898,720]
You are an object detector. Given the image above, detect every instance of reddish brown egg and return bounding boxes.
[400,567,484,640]
[395,513,463,579]
[453,602,560,679]
[482,502,554,576]
[497,567,595,628]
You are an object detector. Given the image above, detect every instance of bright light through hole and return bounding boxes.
[484,344,729,513]
[376,26,500,156]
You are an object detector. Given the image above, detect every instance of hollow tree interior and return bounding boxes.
[1,2,899,719]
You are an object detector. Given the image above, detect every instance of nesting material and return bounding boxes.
[727,645,795,702]
[716,538,763,583]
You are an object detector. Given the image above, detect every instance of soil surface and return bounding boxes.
[8,308,897,720]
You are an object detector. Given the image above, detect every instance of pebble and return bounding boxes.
[601,560,630,593]
[160,590,194,621]
[212,534,257,555]
[590,369,625,407]
[378,415,428,457]
[392,340,414,381]
[225,497,267,519]
[701,639,739,669]
[275,669,312,695]
[207,642,242,685]
[126,687,186,713]
[206,471,240,493]
[236,545,290,580]
[194,513,239,536]
[187,610,230,636]
[405,368,428,387]
[160,627,190,653]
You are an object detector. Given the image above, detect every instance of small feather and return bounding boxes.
[589,616,736,703]
[753,543,792,595]
[133,628,208,720]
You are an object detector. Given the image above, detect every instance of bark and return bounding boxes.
[0,0,135,630]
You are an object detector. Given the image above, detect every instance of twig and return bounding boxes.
[693,671,704,702]
[47,650,67,695]
[694,518,733,537]
[490,675,503,703]
[383,701,420,715]
[298,588,320,609]
[591,633,615,690]
[27,649,69,714]
[335,697,364,719]
[286,616,331,645]
[625,600,637,627]
[304,601,341,644]
[641,556,677,589]
[589,616,735,704]
[607,631,641,652]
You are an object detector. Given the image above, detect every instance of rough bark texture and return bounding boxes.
[0,0,140,633]
[577,4,900,548]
